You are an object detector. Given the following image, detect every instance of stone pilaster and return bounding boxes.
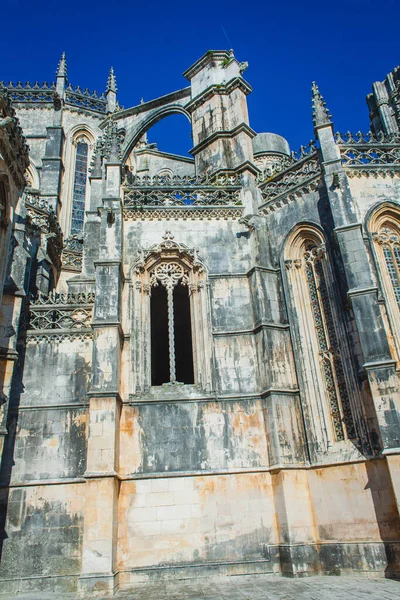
[78,152,123,596]
[313,83,400,454]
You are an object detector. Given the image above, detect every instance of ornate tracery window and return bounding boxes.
[304,244,354,441]
[130,231,213,394]
[285,228,356,451]
[371,206,400,362]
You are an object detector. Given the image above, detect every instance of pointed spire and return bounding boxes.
[56,52,67,79]
[312,81,332,128]
[106,67,118,113]
[106,67,117,93]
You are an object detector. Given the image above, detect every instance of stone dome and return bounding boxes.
[252,132,291,157]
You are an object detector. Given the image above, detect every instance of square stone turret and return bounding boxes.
[184,50,256,175]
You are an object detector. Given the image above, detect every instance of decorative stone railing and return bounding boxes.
[0,81,108,113]
[123,173,243,220]
[65,84,107,113]
[25,291,95,344]
[123,172,241,188]
[0,81,56,103]
[258,152,320,214]
[335,131,400,175]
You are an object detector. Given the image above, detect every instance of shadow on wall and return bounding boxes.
[365,460,400,578]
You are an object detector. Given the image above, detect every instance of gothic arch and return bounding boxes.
[283,223,359,456]
[121,105,191,164]
[60,125,96,236]
[129,231,213,394]
[367,201,400,365]
[26,162,40,190]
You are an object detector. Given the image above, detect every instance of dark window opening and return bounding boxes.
[151,285,169,386]
[150,282,195,386]
[174,283,194,384]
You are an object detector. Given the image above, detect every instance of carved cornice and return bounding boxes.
[189,123,256,156]
[185,78,252,115]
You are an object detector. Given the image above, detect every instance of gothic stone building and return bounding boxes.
[0,50,400,595]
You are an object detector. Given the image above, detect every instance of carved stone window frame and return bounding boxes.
[130,231,214,394]
[284,225,358,452]
[369,203,400,366]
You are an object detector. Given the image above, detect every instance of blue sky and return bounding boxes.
[1,0,400,156]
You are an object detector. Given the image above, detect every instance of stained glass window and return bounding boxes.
[71,141,88,235]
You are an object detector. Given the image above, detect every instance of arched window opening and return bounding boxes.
[71,140,89,235]
[285,228,357,451]
[131,231,212,394]
[379,227,400,307]
[151,284,169,385]
[304,244,354,441]
[371,210,400,364]
[149,261,194,385]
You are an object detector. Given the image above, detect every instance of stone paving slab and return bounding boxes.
[5,575,400,600]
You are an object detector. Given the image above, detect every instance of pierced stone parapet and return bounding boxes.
[335,131,400,174]
[65,88,107,113]
[0,81,56,104]
[123,173,241,209]
[24,291,95,343]
[123,172,241,188]
[259,153,320,214]
[123,207,243,221]
[62,236,83,271]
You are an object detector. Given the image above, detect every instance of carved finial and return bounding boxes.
[103,119,121,162]
[106,66,118,93]
[89,139,103,177]
[163,230,174,241]
[312,81,332,128]
[56,52,67,79]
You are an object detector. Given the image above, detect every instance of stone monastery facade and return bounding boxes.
[0,50,400,595]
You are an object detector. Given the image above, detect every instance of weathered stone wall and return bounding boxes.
[2,51,400,595]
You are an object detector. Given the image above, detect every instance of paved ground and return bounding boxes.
[6,575,400,600]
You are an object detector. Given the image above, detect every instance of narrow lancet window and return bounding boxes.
[71,141,88,234]
[150,262,194,386]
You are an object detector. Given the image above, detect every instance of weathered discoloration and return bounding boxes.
[1,52,400,595]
